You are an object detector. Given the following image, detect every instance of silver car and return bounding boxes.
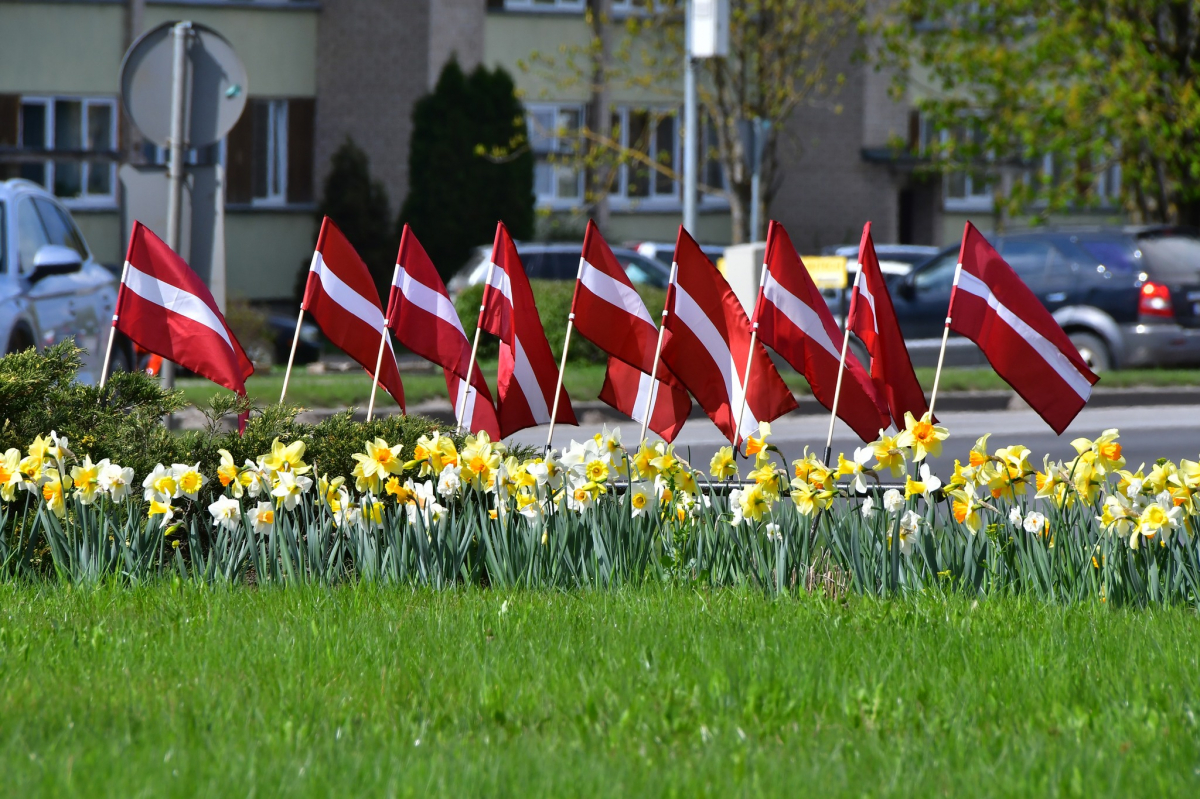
[0,178,130,382]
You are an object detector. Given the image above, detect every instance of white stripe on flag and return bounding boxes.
[630,369,654,425]
[453,375,477,429]
[396,265,467,339]
[855,269,878,334]
[123,262,234,351]
[672,284,757,437]
[310,252,386,332]
[511,336,550,423]
[762,272,842,361]
[955,270,1093,400]
[487,262,514,304]
[579,260,656,326]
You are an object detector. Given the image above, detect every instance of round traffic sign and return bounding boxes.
[119,21,248,149]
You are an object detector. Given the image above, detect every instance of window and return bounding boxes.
[16,97,117,207]
[225,97,314,206]
[940,124,992,211]
[527,103,584,206]
[609,106,678,205]
[16,198,49,274]
[502,0,585,11]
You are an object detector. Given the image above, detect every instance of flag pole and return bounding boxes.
[461,261,497,433]
[366,264,400,423]
[734,260,770,453]
[546,253,586,451]
[639,260,678,444]
[821,268,861,466]
[279,307,306,404]
[99,262,129,389]
[927,264,964,421]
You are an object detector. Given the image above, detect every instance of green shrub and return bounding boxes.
[454,280,667,365]
[0,343,453,505]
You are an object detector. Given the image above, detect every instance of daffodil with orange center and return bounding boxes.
[896,411,949,462]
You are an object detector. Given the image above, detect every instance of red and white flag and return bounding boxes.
[303,217,405,410]
[387,225,500,438]
[478,222,576,437]
[662,227,797,445]
[755,221,888,443]
[848,222,929,428]
[572,220,691,440]
[599,357,691,443]
[949,222,1098,434]
[116,222,254,396]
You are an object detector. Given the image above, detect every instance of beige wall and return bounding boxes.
[0,4,126,94]
[225,211,315,301]
[73,211,123,265]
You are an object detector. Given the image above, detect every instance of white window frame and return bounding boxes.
[527,102,586,209]
[502,0,586,13]
[940,128,993,212]
[609,106,681,210]
[18,96,118,209]
[252,99,289,207]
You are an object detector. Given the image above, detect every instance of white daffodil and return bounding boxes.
[860,495,876,518]
[172,462,207,501]
[208,495,242,532]
[437,465,462,498]
[883,488,904,514]
[1023,511,1047,535]
[271,470,313,511]
[629,480,655,518]
[143,463,178,502]
[250,501,275,534]
[98,463,135,502]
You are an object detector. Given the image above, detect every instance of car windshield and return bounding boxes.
[1137,234,1200,281]
[1076,238,1141,275]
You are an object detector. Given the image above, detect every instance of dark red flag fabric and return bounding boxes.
[117,222,254,394]
[598,357,692,443]
[572,220,691,440]
[754,221,887,443]
[303,217,405,410]
[478,222,577,437]
[387,225,499,437]
[949,221,1098,434]
[661,227,797,445]
[848,222,930,429]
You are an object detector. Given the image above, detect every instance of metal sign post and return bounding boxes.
[161,21,192,390]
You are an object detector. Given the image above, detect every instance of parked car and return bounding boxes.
[627,240,726,268]
[820,243,940,313]
[447,242,672,296]
[888,227,1200,371]
[0,178,132,382]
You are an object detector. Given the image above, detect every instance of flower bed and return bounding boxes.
[2,407,1197,607]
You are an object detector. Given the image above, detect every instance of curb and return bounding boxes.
[171,386,1200,431]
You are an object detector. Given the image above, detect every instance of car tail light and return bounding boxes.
[1139,281,1174,317]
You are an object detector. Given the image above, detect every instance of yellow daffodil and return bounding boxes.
[744,422,772,457]
[739,483,771,522]
[173,463,207,500]
[148,496,174,524]
[950,488,984,535]
[870,431,908,477]
[69,455,104,505]
[710,446,738,480]
[352,437,405,494]
[41,468,69,518]
[260,438,310,476]
[0,448,21,501]
[896,411,949,462]
[217,449,244,497]
[459,432,502,491]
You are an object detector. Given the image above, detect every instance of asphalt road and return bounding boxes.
[512,403,1200,473]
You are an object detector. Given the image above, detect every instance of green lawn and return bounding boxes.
[177,362,1200,410]
[1,587,1197,796]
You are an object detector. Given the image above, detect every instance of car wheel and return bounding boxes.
[1069,331,1111,372]
[6,327,34,356]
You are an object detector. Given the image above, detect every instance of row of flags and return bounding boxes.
[104,214,1098,443]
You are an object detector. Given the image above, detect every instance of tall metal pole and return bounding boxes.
[683,1,698,234]
[162,20,191,391]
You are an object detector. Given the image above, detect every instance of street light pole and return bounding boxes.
[683,1,697,235]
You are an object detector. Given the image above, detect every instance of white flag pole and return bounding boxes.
[734,261,770,453]
[822,267,861,465]
[461,261,498,433]
[545,256,584,450]
[279,307,306,405]
[366,264,400,423]
[639,259,678,444]
[99,261,130,389]
[927,262,963,422]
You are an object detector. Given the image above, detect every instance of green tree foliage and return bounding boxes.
[522,0,865,243]
[300,138,394,304]
[878,2,1200,226]
[398,59,535,283]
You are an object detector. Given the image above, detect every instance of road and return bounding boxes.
[511,403,1200,473]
